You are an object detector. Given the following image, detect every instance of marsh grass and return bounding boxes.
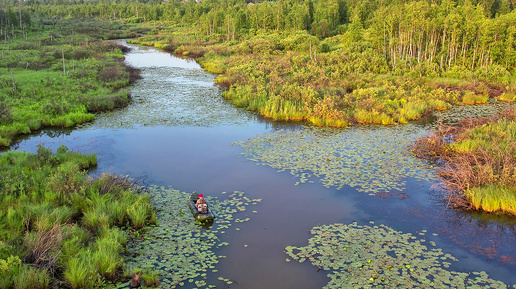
[23,219,66,275]
[92,229,126,280]
[63,251,100,289]
[14,265,51,289]
[126,196,153,229]
[0,146,155,286]
[142,270,160,287]
[414,109,516,215]
[465,186,516,214]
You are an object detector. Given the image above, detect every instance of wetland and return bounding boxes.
[10,41,516,288]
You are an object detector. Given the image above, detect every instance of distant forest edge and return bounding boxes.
[1,0,516,127]
[2,0,515,76]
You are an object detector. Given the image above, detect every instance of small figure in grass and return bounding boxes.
[195,194,208,213]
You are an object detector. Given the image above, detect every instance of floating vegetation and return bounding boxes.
[124,187,260,288]
[285,223,513,288]
[236,124,437,193]
[433,100,516,126]
[79,43,254,130]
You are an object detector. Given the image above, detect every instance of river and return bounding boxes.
[10,41,516,288]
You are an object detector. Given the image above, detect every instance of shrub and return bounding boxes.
[26,119,42,131]
[462,91,488,104]
[401,101,429,120]
[413,109,516,215]
[0,255,22,288]
[499,92,516,102]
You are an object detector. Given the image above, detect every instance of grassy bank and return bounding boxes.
[0,19,143,147]
[413,109,516,215]
[128,30,515,127]
[0,145,156,288]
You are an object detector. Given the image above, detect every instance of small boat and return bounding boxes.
[188,192,215,222]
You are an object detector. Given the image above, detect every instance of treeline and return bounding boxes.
[0,4,31,28]
[3,0,512,74]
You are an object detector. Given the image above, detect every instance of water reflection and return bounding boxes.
[122,42,200,70]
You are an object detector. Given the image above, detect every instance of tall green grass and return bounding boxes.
[93,228,126,280]
[64,251,100,289]
[0,146,155,286]
[14,265,51,289]
[465,186,516,215]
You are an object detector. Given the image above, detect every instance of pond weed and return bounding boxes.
[236,125,436,193]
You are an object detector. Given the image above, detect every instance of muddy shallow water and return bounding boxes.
[10,41,516,288]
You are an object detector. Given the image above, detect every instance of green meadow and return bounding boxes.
[0,19,141,147]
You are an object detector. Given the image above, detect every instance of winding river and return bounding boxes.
[10,41,516,288]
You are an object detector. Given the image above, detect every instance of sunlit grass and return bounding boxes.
[465,186,516,215]
[414,109,516,215]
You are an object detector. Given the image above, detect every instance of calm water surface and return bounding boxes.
[11,41,516,288]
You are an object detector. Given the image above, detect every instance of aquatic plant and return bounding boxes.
[80,61,254,130]
[235,125,436,193]
[142,270,161,287]
[285,222,512,288]
[124,187,261,288]
[465,185,516,214]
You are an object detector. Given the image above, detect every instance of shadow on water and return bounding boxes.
[8,41,516,287]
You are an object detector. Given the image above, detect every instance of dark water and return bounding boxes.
[10,41,516,288]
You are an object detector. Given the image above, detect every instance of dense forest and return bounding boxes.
[1,0,514,127]
[2,0,515,75]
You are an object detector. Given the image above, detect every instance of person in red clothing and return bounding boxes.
[195,194,208,213]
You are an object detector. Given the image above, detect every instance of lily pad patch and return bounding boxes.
[285,223,512,288]
[124,186,260,288]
